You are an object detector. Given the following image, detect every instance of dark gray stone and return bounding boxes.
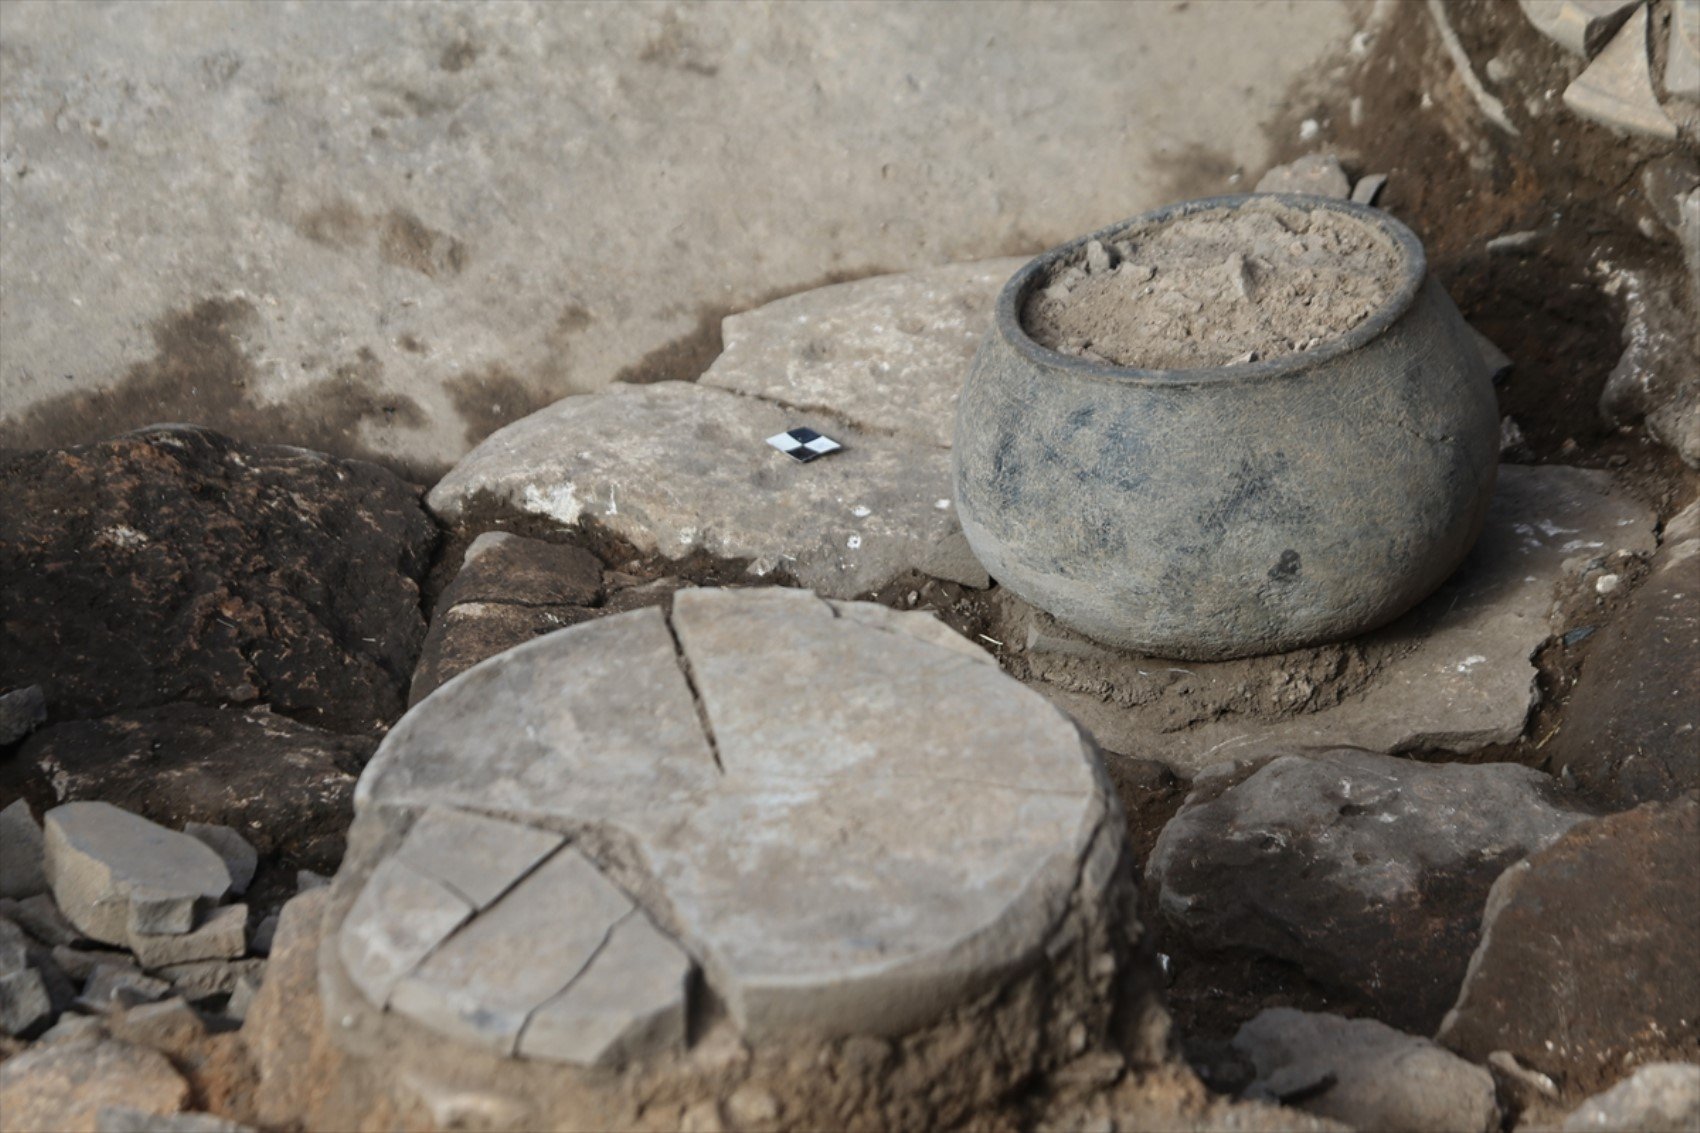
[0,800,48,899]
[1147,749,1587,1032]
[953,197,1498,659]
[0,685,46,746]
[1437,795,1700,1100]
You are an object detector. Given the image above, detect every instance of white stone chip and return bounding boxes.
[389,847,632,1055]
[43,803,231,947]
[519,911,692,1066]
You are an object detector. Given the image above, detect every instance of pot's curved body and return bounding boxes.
[953,195,1499,660]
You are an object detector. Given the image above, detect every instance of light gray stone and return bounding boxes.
[1668,0,1700,98]
[81,963,172,1010]
[126,888,198,938]
[182,825,257,897]
[389,847,632,1055]
[519,910,691,1066]
[353,589,1111,1044]
[1562,8,1679,138]
[426,381,987,597]
[337,858,472,1008]
[699,259,1024,450]
[1254,153,1351,198]
[52,945,115,983]
[97,1107,256,1133]
[129,904,247,969]
[0,800,48,899]
[1058,465,1657,775]
[224,971,261,1021]
[823,600,994,666]
[1,894,85,946]
[1519,0,1641,55]
[1,919,54,1036]
[1561,1062,1700,1131]
[1350,172,1388,205]
[1148,750,1588,1031]
[1234,1008,1499,1133]
[0,2,1352,471]
[43,803,232,947]
[1600,268,1700,469]
[392,806,563,909]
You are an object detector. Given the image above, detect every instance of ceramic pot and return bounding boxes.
[952,194,1499,660]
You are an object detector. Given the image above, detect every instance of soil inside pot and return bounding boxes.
[1022,200,1403,370]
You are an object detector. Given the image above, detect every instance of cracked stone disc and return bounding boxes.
[339,588,1113,1060]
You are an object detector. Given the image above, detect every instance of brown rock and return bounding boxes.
[240,888,346,1131]
[0,1038,190,1133]
[409,602,598,705]
[0,426,436,735]
[16,704,368,872]
[438,532,603,609]
[1438,795,1700,1098]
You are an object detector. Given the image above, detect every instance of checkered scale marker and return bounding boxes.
[766,427,843,463]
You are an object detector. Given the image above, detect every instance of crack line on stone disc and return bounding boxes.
[663,601,725,775]
[513,906,636,1055]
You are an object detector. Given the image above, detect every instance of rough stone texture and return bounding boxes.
[82,964,173,1011]
[1252,154,1351,197]
[127,889,199,938]
[239,889,342,1131]
[129,904,247,969]
[1047,465,1656,774]
[1547,502,1699,808]
[519,910,691,1068]
[0,799,48,899]
[0,685,47,746]
[1669,0,1700,98]
[1600,268,1700,469]
[0,1039,190,1133]
[1518,0,1641,56]
[699,259,1024,449]
[0,427,435,735]
[337,858,471,1009]
[182,825,257,897]
[1147,749,1588,1032]
[408,533,606,705]
[0,2,1352,473]
[1,916,54,1036]
[155,958,266,1003]
[1438,795,1700,1097]
[428,380,986,598]
[391,806,562,909]
[389,848,633,1055]
[44,803,231,947]
[315,589,1133,1126]
[17,703,370,874]
[1560,1062,1700,1132]
[8,894,87,947]
[1233,1008,1499,1133]
[1561,8,1679,139]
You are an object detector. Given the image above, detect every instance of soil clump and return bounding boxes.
[1022,201,1402,370]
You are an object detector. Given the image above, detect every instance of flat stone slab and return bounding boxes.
[700,259,1024,449]
[43,803,231,947]
[1562,7,1678,139]
[427,380,986,597]
[1148,749,1587,1031]
[1034,465,1657,775]
[342,588,1115,1056]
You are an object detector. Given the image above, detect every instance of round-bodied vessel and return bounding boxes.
[952,194,1499,660]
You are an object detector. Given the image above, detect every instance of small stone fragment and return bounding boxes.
[1,919,54,1036]
[0,1039,190,1133]
[337,858,472,1008]
[127,888,198,939]
[1224,252,1253,299]
[182,825,257,896]
[1561,1062,1700,1131]
[44,803,231,946]
[1668,0,1700,98]
[1468,324,1513,384]
[1562,8,1679,139]
[0,799,48,899]
[1519,0,1641,56]
[519,910,692,1066]
[81,963,172,1011]
[1254,153,1350,198]
[128,904,246,969]
[154,958,266,1002]
[1487,1049,1559,1110]
[1235,1008,1499,1133]
[392,806,564,909]
[0,684,47,745]
[1350,173,1387,205]
[1085,239,1114,274]
[225,971,261,1021]
[52,945,116,983]
[389,847,631,1055]
[296,869,329,891]
[6,892,87,946]
[249,914,279,957]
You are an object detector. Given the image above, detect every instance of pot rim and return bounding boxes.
[997,193,1429,387]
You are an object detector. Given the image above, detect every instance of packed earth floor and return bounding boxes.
[1,3,1698,1132]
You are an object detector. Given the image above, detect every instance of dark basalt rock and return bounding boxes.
[0,426,436,734]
